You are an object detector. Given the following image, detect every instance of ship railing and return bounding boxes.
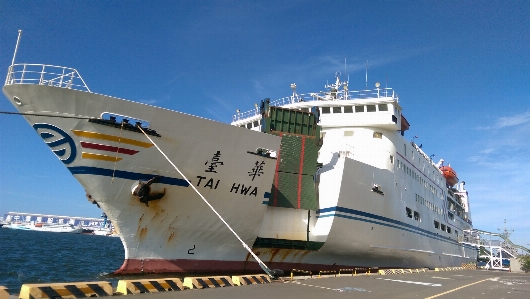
[232,87,396,122]
[5,64,91,92]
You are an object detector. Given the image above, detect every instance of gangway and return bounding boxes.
[459,223,529,271]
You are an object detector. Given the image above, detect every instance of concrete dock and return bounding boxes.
[6,269,529,299]
[131,270,527,299]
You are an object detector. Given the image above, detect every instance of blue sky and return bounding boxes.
[0,1,528,246]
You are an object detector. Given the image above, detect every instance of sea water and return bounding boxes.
[0,228,124,294]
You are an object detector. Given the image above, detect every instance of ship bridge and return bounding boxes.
[231,75,409,135]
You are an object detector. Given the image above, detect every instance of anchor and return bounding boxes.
[132,176,166,206]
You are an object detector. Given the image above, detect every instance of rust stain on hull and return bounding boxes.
[167,231,175,243]
[253,247,313,264]
[138,227,148,241]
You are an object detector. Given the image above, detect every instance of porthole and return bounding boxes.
[13,96,22,106]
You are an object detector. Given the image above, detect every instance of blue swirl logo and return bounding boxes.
[33,123,77,164]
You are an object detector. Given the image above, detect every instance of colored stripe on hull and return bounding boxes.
[81,152,123,162]
[80,141,140,155]
[72,130,153,148]
[318,206,475,250]
[68,166,189,187]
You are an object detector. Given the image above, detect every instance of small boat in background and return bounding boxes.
[91,213,120,237]
[4,222,83,233]
[3,222,30,230]
[92,227,119,237]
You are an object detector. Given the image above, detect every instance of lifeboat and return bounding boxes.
[440,165,459,186]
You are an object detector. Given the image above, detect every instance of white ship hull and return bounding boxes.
[3,65,477,274]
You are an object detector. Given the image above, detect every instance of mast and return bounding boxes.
[11,30,22,66]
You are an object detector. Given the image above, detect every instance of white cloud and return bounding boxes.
[476,109,530,130]
[479,148,495,154]
[495,110,530,128]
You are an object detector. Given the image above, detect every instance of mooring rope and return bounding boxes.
[111,122,125,183]
[2,109,277,277]
[136,125,276,278]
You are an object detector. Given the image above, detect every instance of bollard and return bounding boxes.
[338,269,355,277]
[290,269,312,281]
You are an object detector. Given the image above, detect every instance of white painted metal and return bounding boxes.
[3,65,481,272]
[3,66,281,270]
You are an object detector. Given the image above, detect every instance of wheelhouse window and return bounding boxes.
[378,104,388,111]
[434,220,440,229]
[333,107,342,113]
[321,107,330,114]
[367,105,376,112]
[355,105,364,113]
[447,227,451,234]
[344,106,353,113]
[373,132,382,139]
[441,224,446,232]
[246,123,252,129]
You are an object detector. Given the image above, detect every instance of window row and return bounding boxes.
[405,207,421,221]
[397,158,442,200]
[434,220,452,234]
[320,104,388,114]
[240,119,262,129]
[415,194,442,215]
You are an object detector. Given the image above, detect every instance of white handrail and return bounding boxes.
[5,63,90,92]
[232,87,396,122]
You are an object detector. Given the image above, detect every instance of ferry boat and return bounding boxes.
[3,222,83,233]
[2,62,478,274]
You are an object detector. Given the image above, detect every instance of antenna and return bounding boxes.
[11,30,23,66]
[365,60,368,90]
[498,219,514,238]
[344,58,347,78]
